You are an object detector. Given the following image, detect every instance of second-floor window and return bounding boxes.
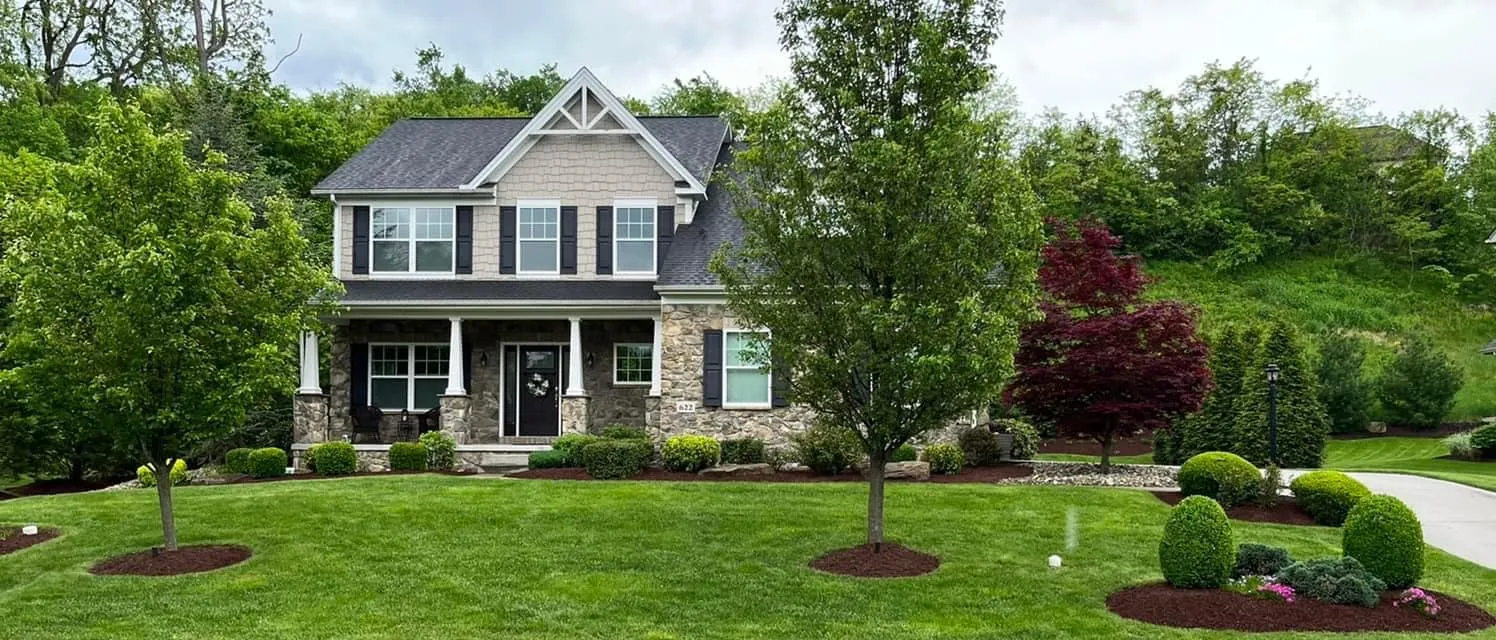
[518,200,560,274]
[614,200,656,275]
[372,206,454,273]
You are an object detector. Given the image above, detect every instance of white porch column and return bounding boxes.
[648,315,662,397]
[297,330,321,394]
[566,316,586,395]
[445,317,466,395]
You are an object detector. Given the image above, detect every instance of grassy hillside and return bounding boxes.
[1146,256,1496,420]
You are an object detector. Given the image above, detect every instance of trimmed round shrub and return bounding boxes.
[1158,495,1234,588]
[224,448,253,475]
[1289,470,1370,526]
[891,443,918,462]
[527,450,568,469]
[924,443,964,475]
[248,448,288,479]
[989,419,1040,460]
[388,442,428,471]
[1471,424,1496,458]
[720,437,766,464]
[662,435,721,472]
[1343,494,1424,589]
[600,424,649,440]
[137,459,189,488]
[419,431,458,471]
[1443,431,1477,460]
[957,427,1003,467]
[1234,543,1293,578]
[582,439,652,479]
[313,441,357,477]
[1178,452,1260,507]
[1275,557,1385,607]
[791,423,863,475]
[552,434,602,467]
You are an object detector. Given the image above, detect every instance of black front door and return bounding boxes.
[517,346,561,436]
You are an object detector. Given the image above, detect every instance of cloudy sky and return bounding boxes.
[264,0,1493,120]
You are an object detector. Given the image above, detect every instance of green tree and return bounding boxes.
[1316,332,1372,434]
[1231,322,1329,467]
[1378,334,1462,429]
[1179,324,1257,457]
[0,102,335,549]
[715,0,1039,547]
[651,73,747,121]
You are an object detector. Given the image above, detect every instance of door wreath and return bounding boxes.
[526,373,552,398]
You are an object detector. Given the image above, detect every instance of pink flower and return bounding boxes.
[1395,588,1440,618]
[1257,581,1296,603]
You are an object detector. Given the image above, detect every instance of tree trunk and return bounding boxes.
[154,458,178,551]
[68,457,85,483]
[866,449,886,549]
[1098,434,1113,475]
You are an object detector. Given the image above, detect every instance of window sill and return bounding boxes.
[366,272,458,279]
[612,381,652,388]
[721,403,774,411]
[515,272,562,278]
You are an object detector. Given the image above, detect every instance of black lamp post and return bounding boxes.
[1265,363,1280,466]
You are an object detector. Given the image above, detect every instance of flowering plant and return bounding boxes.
[1395,588,1440,618]
[1257,581,1296,603]
[1225,576,1295,603]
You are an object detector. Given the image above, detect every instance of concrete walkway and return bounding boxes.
[1284,470,1496,570]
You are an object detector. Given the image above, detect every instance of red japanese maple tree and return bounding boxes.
[1003,218,1212,473]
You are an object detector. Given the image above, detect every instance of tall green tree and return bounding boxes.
[1316,331,1372,434]
[1231,322,1329,467]
[716,0,1040,547]
[0,102,335,549]
[1378,334,1462,429]
[651,73,747,121]
[1179,325,1252,458]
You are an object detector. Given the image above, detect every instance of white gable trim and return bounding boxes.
[461,68,707,194]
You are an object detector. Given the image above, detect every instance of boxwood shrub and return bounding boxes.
[600,424,649,440]
[1274,557,1385,607]
[1342,494,1424,588]
[552,434,602,467]
[923,443,964,475]
[388,442,428,471]
[1234,543,1293,578]
[791,422,863,475]
[527,450,568,469]
[419,431,458,471]
[248,448,288,479]
[1158,495,1234,588]
[662,435,721,472]
[1471,424,1496,458]
[1289,469,1370,526]
[136,459,189,488]
[957,427,1003,467]
[989,419,1040,460]
[582,439,652,479]
[720,437,766,464]
[224,448,253,475]
[891,443,918,462]
[1178,452,1260,507]
[313,441,357,477]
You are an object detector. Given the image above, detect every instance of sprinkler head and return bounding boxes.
[1048,554,1063,569]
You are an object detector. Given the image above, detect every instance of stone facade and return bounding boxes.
[439,394,471,444]
[560,395,589,435]
[292,393,329,444]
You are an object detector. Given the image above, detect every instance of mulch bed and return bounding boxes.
[1040,435,1152,457]
[89,545,252,576]
[1334,423,1479,440]
[508,465,1033,483]
[222,470,476,484]
[0,527,61,556]
[1108,582,1496,633]
[1151,491,1318,526]
[809,543,940,578]
[0,478,120,501]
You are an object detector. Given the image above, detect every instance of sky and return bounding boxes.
[263,0,1494,121]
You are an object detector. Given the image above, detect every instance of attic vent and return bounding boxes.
[674,180,690,188]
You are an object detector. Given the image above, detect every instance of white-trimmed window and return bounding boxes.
[614,343,652,385]
[614,200,656,274]
[369,344,449,411]
[518,200,560,274]
[724,330,771,408]
[371,206,455,273]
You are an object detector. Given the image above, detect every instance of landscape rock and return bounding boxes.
[699,463,774,477]
[1005,461,1177,488]
[883,461,931,481]
[1368,422,1388,433]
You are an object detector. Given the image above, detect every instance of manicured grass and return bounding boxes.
[1324,437,1496,492]
[0,476,1493,639]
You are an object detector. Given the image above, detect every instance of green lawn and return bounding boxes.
[1,476,1493,639]
[1324,437,1496,492]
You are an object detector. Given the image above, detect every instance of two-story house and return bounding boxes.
[291,68,847,470]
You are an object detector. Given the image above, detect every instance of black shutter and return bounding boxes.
[771,353,790,408]
[463,342,473,392]
[560,206,578,274]
[657,205,675,273]
[596,206,613,275]
[499,206,517,274]
[702,329,723,408]
[352,206,370,274]
[455,205,473,274]
[350,342,369,408]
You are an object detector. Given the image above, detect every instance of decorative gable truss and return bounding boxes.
[461,68,707,195]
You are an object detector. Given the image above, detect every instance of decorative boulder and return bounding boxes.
[699,463,774,477]
[883,461,930,481]
[1368,422,1388,434]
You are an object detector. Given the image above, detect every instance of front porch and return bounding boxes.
[293,315,663,455]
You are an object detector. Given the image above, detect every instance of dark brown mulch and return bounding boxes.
[809,543,940,578]
[89,545,252,577]
[0,478,120,501]
[508,464,1033,483]
[1334,423,1479,440]
[1040,435,1153,457]
[1152,491,1318,526]
[223,470,476,484]
[1107,582,1496,633]
[0,527,61,555]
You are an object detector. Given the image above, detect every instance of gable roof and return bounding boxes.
[313,115,727,193]
[659,145,744,287]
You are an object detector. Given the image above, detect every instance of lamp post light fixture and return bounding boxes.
[1265,363,1280,466]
